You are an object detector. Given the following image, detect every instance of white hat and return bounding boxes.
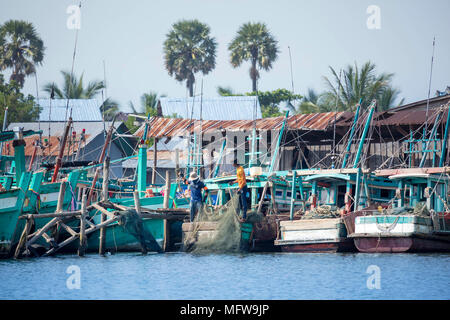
[189,172,198,181]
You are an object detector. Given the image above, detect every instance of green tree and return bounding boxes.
[100,98,119,121]
[0,20,45,87]
[229,22,279,92]
[0,74,39,125]
[43,70,105,99]
[296,88,335,114]
[217,87,302,118]
[163,20,217,97]
[323,61,403,111]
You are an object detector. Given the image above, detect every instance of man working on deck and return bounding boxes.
[183,171,208,222]
[229,159,248,221]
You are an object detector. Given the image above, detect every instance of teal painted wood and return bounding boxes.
[439,106,450,167]
[353,104,375,168]
[342,102,361,168]
[269,111,289,174]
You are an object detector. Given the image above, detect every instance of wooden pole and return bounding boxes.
[133,190,147,254]
[163,170,170,209]
[152,138,158,185]
[133,191,142,215]
[14,217,33,259]
[102,157,110,201]
[257,181,269,215]
[99,157,110,255]
[78,194,87,256]
[56,181,67,213]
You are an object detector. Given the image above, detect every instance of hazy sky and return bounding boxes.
[1,0,449,112]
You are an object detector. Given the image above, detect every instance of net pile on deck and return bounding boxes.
[379,202,430,217]
[301,205,340,219]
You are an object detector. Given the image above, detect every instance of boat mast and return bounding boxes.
[341,99,361,168]
[51,117,73,182]
[268,111,289,174]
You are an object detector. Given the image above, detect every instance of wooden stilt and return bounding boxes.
[99,157,110,255]
[163,170,170,209]
[78,194,87,256]
[14,217,33,259]
[133,191,147,254]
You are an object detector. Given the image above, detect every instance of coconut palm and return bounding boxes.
[0,20,45,87]
[322,61,403,111]
[163,20,217,97]
[229,22,279,92]
[296,89,328,114]
[43,70,105,99]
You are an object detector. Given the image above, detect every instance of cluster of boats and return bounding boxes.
[0,101,449,258]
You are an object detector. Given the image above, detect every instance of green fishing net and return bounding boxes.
[118,209,163,253]
[185,194,262,254]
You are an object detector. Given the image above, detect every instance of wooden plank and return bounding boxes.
[78,194,87,256]
[59,222,77,237]
[92,203,116,219]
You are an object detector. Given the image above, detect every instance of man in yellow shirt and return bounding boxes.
[230,159,248,221]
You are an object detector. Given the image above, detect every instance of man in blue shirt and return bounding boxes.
[183,171,208,222]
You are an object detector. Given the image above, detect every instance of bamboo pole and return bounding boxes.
[56,181,67,213]
[152,138,158,185]
[133,191,147,254]
[163,170,170,209]
[99,157,110,255]
[78,194,87,256]
[257,181,269,215]
[14,217,33,259]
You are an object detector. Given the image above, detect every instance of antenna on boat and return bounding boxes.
[288,46,295,94]
[102,60,107,138]
[331,69,342,168]
[424,36,436,135]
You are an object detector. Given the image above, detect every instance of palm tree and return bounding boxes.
[43,70,105,99]
[229,22,279,92]
[322,61,403,111]
[100,98,119,121]
[296,89,326,114]
[0,20,45,87]
[163,20,217,97]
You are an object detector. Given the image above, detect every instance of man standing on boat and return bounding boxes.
[230,159,248,222]
[183,171,208,222]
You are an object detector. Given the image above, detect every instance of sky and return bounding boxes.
[1,0,449,112]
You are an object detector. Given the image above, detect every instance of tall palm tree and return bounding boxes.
[322,61,402,111]
[43,70,105,99]
[163,20,217,97]
[229,22,279,92]
[0,20,45,87]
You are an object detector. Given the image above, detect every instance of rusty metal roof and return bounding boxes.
[136,112,351,138]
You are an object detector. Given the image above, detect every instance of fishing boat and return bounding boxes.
[349,167,450,252]
[273,102,398,252]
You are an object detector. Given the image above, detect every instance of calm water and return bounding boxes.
[0,252,449,300]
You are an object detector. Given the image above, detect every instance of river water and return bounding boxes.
[0,252,448,300]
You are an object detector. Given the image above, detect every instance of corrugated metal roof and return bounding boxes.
[7,121,111,142]
[159,96,261,120]
[37,99,103,122]
[135,111,350,138]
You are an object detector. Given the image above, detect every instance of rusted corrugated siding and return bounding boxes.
[136,111,350,138]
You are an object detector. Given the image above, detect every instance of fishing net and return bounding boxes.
[377,201,430,216]
[186,194,262,254]
[302,205,340,219]
[118,209,163,253]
